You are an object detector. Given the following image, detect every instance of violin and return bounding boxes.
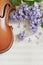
[0,0,16,53]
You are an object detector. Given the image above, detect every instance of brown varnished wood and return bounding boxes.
[0,0,16,53]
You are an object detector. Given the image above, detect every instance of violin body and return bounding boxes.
[0,0,16,53]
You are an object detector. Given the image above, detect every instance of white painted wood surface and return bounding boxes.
[0,1,43,65]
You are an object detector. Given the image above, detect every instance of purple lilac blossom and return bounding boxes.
[10,2,43,33]
[30,21,38,33]
[18,32,25,40]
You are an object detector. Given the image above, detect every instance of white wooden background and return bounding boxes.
[0,1,43,65]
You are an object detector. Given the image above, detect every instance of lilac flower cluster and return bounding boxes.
[18,31,25,40]
[28,3,43,33]
[10,2,43,33]
[10,5,29,21]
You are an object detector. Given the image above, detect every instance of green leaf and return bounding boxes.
[41,22,43,28]
[22,0,34,6]
[35,0,42,2]
[23,0,34,2]
[10,0,21,6]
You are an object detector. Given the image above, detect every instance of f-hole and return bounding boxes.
[0,3,10,18]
